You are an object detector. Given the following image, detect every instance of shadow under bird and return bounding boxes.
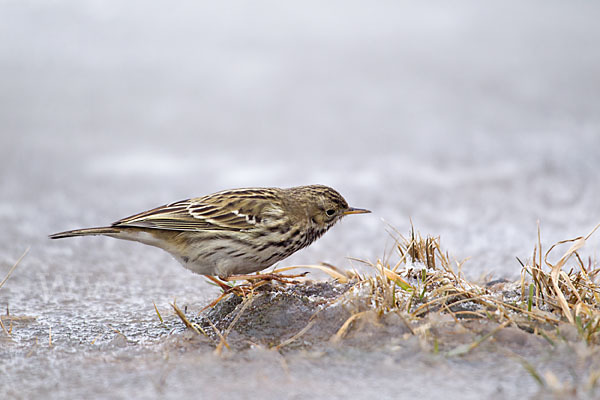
[49,185,370,279]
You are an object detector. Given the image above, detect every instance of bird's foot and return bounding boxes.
[220,272,309,285]
[202,272,309,312]
[205,274,273,297]
[205,275,235,292]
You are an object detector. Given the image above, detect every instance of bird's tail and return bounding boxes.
[49,227,121,239]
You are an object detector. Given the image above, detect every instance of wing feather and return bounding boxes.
[112,191,283,232]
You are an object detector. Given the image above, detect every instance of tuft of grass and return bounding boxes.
[332,222,600,349]
[520,223,600,344]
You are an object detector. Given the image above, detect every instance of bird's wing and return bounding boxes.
[112,193,282,232]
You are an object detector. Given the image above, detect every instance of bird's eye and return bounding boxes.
[326,209,335,217]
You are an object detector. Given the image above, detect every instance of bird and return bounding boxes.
[49,185,370,280]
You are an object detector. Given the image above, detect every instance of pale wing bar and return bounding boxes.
[112,199,258,232]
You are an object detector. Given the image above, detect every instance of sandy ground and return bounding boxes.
[1,1,600,398]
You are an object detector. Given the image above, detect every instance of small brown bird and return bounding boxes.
[49,185,370,278]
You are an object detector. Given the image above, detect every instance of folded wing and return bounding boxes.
[113,198,261,232]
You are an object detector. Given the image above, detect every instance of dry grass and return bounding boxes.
[0,248,30,339]
[331,223,600,349]
[0,248,29,292]
[520,223,600,343]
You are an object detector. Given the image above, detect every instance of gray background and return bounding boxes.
[1,1,600,398]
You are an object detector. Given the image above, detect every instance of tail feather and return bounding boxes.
[49,227,120,239]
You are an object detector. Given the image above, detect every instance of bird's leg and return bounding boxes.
[205,275,254,301]
[201,277,273,313]
[205,275,235,292]
[220,272,309,285]
[202,272,309,312]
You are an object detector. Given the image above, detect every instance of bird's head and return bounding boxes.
[287,185,371,229]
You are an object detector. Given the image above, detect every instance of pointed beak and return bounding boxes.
[343,207,371,215]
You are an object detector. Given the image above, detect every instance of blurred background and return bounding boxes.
[2,0,600,292]
[2,1,600,398]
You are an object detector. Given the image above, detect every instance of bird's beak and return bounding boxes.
[343,207,371,215]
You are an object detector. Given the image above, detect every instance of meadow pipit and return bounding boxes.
[50,185,370,279]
